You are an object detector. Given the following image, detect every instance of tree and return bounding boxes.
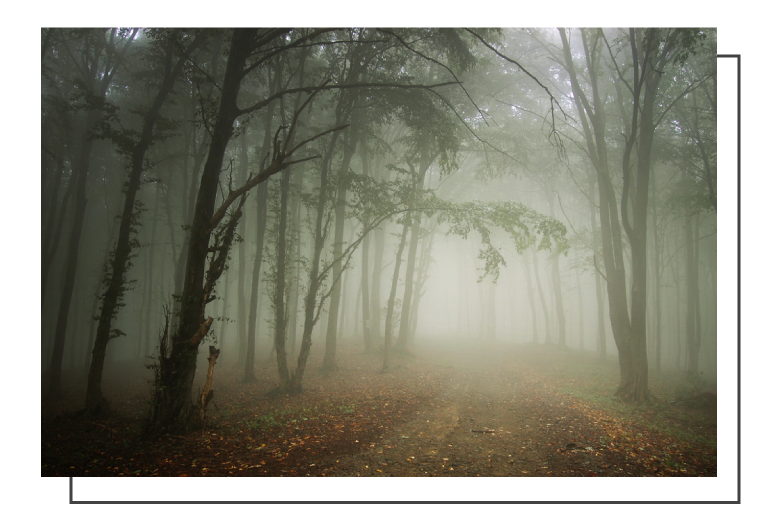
[46,28,139,399]
[150,29,342,433]
[84,30,208,414]
[556,27,707,400]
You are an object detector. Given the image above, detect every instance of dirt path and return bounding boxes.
[320,343,638,477]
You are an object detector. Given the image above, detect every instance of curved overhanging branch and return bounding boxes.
[207,121,349,232]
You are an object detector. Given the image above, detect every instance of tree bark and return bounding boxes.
[520,251,539,343]
[47,108,101,399]
[152,29,257,432]
[531,247,551,344]
[322,134,358,372]
[383,217,410,371]
[685,208,701,374]
[243,181,268,383]
[86,33,204,414]
[396,155,430,352]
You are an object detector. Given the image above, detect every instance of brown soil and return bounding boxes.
[42,339,716,478]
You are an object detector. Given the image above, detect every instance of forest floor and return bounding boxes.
[42,339,717,479]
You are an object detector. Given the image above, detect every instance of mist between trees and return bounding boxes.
[41,28,716,434]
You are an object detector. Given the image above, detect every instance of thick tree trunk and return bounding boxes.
[615,44,662,402]
[152,29,257,433]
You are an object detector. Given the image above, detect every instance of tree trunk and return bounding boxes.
[360,229,372,353]
[383,218,410,371]
[685,208,701,375]
[287,165,304,356]
[370,221,386,349]
[520,251,539,343]
[409,226,435,344]
[47,107,101,399]
[285,129,343,393]
[575,251,584,351]
[138,184,161,360]
[396,156,430,352]
[41,153,70,308]
[243,181,268,383]
[86,34,201,413]
[322,134,358,372]
[531,248,551,344]
[588,176,607,358]
[151,29,257,433]
[549,250,566,348]
[357,134,374,354]
[236,131,249,366]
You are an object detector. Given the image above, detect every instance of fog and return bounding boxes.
[42,28,717,476]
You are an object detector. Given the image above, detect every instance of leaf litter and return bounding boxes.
[42,339,716,477]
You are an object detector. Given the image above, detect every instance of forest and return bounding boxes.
[41,28,718,480]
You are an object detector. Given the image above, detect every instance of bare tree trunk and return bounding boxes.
[575,252,584,350]
[322,134,358,372]
[383,219,410,371]
[396,156,430,352]
[546,190,566,348]
[685,208,701,374]
[243,181,268,383]
[370,223,386,342]
[236,131,249,366]
[485,279,497,342]
[286,129,343,393]
[409,226,435,344]
[47,109,101,399]
[139,184,161,360]
[520,251,539,343]
[531,248,551,344]
[588,177,607,358]
[42,152,70,307]
[287,166,304,356]
[360,229,372,353]
[458,255,471,337]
